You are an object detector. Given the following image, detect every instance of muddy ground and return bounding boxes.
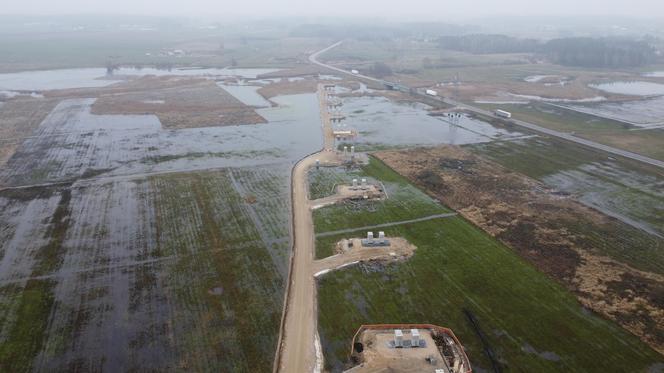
[376,146,664,354]
[91,77,266,128]
[257,78,318,99]
[0,98,60,166]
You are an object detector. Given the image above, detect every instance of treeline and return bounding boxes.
[545,37,657,68]
[438,34,540,54]
[437,34,658,68]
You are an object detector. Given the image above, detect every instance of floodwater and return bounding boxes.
[558,97,664,127]
[0,67,281,91]
[643,71,664,77]
[340,96,523,148]
[523,75,564,83]
[0,93,322,186]
[543,162,664,237]
[591,81,664,96]
[218,83,272,107]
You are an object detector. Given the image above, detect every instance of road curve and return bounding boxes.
[309,41,664,171]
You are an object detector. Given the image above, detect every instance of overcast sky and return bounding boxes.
[1,0,663,18]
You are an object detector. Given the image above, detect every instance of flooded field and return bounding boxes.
[591,81,664,96]
[0,67,281,91]
[558,97,664,127]
[0,165,291,371]
[339,96,523,149]
[218,83,273,107]
[0,93,321,187]
[471,137,664,238]
[0,68,317,370]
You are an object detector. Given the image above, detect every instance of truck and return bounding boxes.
[351,69,359,75]
[495,109,512,118]
[425,89,438,96]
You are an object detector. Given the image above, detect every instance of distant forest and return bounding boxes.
[438,34,659,68]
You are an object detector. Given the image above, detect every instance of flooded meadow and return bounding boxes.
[338,95,524,150]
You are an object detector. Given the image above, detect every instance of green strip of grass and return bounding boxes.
[0,280,56,371]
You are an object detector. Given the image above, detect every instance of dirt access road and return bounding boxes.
[276,85,416,372]
[275,85,337,373]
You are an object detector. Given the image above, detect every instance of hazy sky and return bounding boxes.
[1,0,663,18]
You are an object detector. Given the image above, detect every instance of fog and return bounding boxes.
[1,0,664,19]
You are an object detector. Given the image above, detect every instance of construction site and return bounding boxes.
[347,325,471,373]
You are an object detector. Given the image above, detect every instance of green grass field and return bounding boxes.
[313,156,663,372]
[312,158,450,239]
[150,168,289,372]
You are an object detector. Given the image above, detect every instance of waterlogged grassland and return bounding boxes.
[0,165,290,371]
[316,217,664,372]
[476,102,664,161]
[470,137,664,240]
[312,158,450,235]
[149,167,289,372]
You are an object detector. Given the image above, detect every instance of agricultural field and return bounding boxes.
[377,146,664,352]
[320,37,664,103]
[0,165,291,371]
[311,159,450,239]
[0,17,326,73]
[469,137,664,237]
[476,102,664,161]
[314,157,663,372]
[0,64,326,371]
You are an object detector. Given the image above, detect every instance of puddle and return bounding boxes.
[524,75,558,83]
[591,81,664,96]
[319,74,342,80]
[218,83,272,107]
[522,343,561,362]
[341,96,522,148]
[0,67,281,91]
[0,90,44,98]
[352,83,372,94]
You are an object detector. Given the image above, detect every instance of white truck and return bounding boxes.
[495,109,512,119]
[351,69,360,75]
[425,89,438,96]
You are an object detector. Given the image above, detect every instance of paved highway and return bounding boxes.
[309,41,664,171]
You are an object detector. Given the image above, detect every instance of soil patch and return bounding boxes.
[0,98,60,166]
[90,76,266,128]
